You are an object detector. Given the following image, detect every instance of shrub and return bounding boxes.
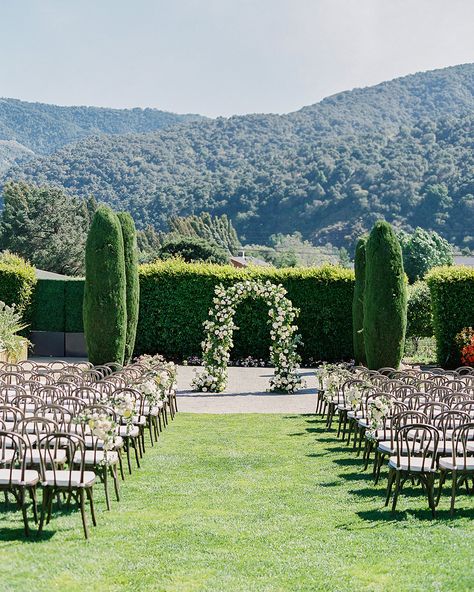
[118,212,140,363]
[136,260,354,363]
[399,227,453,283]
[159,237,228,264]
[406,281,433,339]
[352,237,367,365]
[364,221,407,369]
[426,266,474,367]
[0,252,36,325]
[65,279,85,332]
[83,206,127,365]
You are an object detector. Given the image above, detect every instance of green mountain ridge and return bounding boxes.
[3,63,474,249]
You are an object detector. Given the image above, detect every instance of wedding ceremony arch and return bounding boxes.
[192,280,304,393]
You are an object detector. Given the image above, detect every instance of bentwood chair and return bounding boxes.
[38,433,97,539]
[0,431,40,535]
[385,424,439,516]
[437,422,474,515]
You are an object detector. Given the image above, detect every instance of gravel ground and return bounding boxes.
[176,365,318,413]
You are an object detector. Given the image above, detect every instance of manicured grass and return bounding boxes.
[1,413,474,591]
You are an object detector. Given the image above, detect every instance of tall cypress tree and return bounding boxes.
[83,205,127,365]
[118,212,140,364]
[364,221,407,370]
[352,236,367,365]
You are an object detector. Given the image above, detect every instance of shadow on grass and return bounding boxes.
[357,506,474,522]
[0,526,55,542]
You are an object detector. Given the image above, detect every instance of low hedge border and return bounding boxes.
[426,266,474,367]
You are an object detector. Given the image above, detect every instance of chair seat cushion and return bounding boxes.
[43,470,96,487]
[377,440,394,454]
[24,449,67,465]
[388,456,437,472]
[439,457,474,471]
[73,450,118,465]
[0,468,39,486]
[118,425,140,438]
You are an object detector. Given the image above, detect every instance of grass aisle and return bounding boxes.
[1,413,474,591]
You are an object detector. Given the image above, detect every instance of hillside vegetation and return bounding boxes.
[3,64,474,249]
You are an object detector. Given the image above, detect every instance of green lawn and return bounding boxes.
[1,413,474,592]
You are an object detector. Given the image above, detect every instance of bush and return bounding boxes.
[83,206,127,365]
[406,281,433,339]
[399,227,453,283]
[426,266,474,367]
[364,221,407,369]
[0,252,36,325]
[159,237,228,264]
[136,260,354,363]
[118,212,140,363]
[65,279,85,332]
[352,237,367,365]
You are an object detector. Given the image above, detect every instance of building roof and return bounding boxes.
[35,269,74,280]
[229,255,271,268]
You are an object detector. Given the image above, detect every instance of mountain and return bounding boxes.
[0,97,203,168]
[4,64,474,249]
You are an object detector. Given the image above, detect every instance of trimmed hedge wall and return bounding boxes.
[31,278,84,333]
[426,266,474,368]
[135,261,355,363]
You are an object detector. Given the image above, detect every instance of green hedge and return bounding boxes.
[136,260,355,363]
[0,254,36,325]
[426,266,474,367]
[32,278,84,332]
[406,281,433,339]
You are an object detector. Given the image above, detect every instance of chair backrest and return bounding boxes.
[418,401,449,421]
[394,424,439,470]
[0,404,24,427]
[0,384,27,404]
[448,423,474,466]
[404,393,430,410]
[433,410,470,437]
[453,399,474,417]
[389,410,428,446]
[16,416,58,445]
[55,396,86,415]
[11,393,43,414]
[0,371,24,385]
[36,403,73,426]
[454,366,474,375]
[71,386,101,405]
[38,432,87,487]
[0,431,32,481]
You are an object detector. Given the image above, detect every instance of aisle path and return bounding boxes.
[176,365,317,413]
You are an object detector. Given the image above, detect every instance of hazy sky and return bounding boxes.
[1,0,473,117]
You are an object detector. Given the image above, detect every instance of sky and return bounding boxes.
[1,0,473,117]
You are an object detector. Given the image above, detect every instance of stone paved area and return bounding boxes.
[176,365,318,413]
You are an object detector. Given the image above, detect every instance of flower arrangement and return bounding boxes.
[317,363,351,403]
[192,280,304,393]
[135,354,178,402]
[75,411,122,464]
[366,396,393,441]
[346,385,363,410]
[455,327,474,366]
[105,390,135,434]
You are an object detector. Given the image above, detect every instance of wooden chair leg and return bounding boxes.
[29,487,38,524]
[79,489,89,540]
[103,467,111,511]
[86,487,97,527]
[436,469,447,506]
[391,472,402,513]
[118,450,125,480]
[19,488,29,536]
[38,487,50,534]
[450,471,457,517]
[112,465,120,502]
[132,437,141,468]
[385,467,395,506]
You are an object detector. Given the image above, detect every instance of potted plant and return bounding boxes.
[0,301,30,363]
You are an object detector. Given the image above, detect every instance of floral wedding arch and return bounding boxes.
[192,280,304,393]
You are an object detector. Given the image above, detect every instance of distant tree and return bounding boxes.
[399,227,453,282]
[137,224,163,263]
[168,213,240,253]
[159,237,228,264]
[0,181,89,275]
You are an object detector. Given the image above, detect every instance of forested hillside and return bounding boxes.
[0,97,203,166]
[4,64,474,249]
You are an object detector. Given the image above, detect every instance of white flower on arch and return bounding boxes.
[192,280,304,393]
